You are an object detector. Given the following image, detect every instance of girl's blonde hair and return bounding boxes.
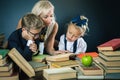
[70,15,89,36]
[31,0,55,22]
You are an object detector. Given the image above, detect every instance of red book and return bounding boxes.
[77,52,98,59]
[97,38,120,51]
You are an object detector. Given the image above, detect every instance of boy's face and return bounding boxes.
[66,24,81,42]
[22,28,41,40]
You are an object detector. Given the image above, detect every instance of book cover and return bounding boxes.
[49,60,79,68]
[0,62,13,71]
[77,52,98,59]
[8,48,35,78]
[75,67,104,79]
[32,54,49,62]
[99,62,120,73]
[46,53,74,61]
[99,53,120,61]
[97,38,120,51]
[0,49,9,59]
[28,61,48,72]
[0,56,8,66]
[0,71,19,80]
[79,62,104,76]
[96,56,120,67]
[43,67,76,80]
[0,68,13,77]
[99,50,120,57]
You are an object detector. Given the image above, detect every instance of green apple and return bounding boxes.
[81,55,93,67]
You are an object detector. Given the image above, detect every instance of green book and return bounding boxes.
[28,61,48,72]
[0,49,9,59]
[32,54,49,62]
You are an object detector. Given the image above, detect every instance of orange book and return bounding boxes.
[97,38,120,51]
[77,52,98,59]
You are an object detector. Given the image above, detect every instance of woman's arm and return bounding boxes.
[45,22,58,55]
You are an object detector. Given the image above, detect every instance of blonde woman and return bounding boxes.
[58,15,89,54]
[17,0,63,55]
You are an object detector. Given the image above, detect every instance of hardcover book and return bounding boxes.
[96,56,120,67]
[0,71,19,80]
[28,61,48,72]
[79,62,104,76]
[77,52,98,59]
[8,48,35,78]
[99,50,120,56]
[75,67,104,79]
[99,53,120,61]
[97,38,120,51]
[0,56,8,66]
[0,68,13,77]
[99,62,120,73]
[0,62,13,71]
[49,60,79,68]
[43,67,76,80]
[46,53,74,61]
[0,49,9,59]
[32,54,49,62]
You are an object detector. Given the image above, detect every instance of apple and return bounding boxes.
[81,55,93,67]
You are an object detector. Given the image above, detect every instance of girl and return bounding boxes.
[58,15,89,54]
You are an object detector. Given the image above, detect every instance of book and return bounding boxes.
[8,48,35,78]
[99,50,120,56]
[46,53,74,61]
[43,67,76,80]
[97,38,120,51]
[96,56,120,67]
[0,49,9,59]
[0,72,19,80]
[49,60,79,68]
[78,62,104,76]
[32,54,49,62]
[105,73,120,79]
[99,53,120,61]
[0,62,13,71]
[28,61,48,72]
[0,56,8,66]
[77,52,98,59]
[75,67,104,79]
[99,62,120,73]
[0,68,13,77]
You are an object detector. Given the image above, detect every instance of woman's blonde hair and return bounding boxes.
[31,0,55,22]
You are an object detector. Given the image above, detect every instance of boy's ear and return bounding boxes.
[22,28,26,31]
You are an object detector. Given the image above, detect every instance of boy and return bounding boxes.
[7,13,44,61]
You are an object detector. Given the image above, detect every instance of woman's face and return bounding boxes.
[40,9,54,26]
[66,24,81,42]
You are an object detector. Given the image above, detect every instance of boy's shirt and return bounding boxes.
[7,28,40,61]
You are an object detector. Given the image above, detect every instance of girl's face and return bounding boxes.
[66,24,81,42]
[40,9,54,26]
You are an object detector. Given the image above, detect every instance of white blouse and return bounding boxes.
[58,34,87,54]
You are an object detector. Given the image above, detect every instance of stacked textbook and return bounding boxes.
[96,38,120,74]
[8,48,48,78]
[0,49,19,80]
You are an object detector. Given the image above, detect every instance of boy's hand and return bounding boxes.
[29,42,38,53]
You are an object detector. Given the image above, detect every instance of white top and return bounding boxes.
[58,34,87,54]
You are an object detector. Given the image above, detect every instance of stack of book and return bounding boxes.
[0,49,19,80]
[0,33,5,48]
[96,38,120,73]
[46,53,80,68]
